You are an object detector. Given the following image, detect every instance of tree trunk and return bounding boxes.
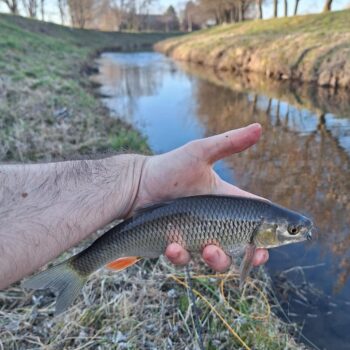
[3,0,19,14]
[284,0,288,16]
[57,0,65,24]
[294,0,300,15]
[239,1,244,22]
[256,0,263,19]
[273,0,278,17]
[323,0,333,12]
[41,0,44,20]
[187,13,192,32]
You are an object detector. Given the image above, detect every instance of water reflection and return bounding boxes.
[95,53,165,120]
[189,67,350,291]
[95,52,350,349]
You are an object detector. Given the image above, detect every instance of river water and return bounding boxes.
[94,51,350,350]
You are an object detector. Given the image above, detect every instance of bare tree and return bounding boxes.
[67,0,94,28]
[294,0,300,15]
[40,0,45,20]
[57,0,66,24]
[22,0,38,17]
[323,0,333,12]
[0,0,19,13]
[184,1,197,31]
[273,0,278,17]
[284,0,288,16]
[256,0,263,18]
[112,0,128,31]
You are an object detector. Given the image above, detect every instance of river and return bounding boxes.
[93,51,350,350]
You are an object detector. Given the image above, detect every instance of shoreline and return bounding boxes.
[155,10,350,90]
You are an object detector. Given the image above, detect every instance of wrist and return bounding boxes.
[108,153,148,219]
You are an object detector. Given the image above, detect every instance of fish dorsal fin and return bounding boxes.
[133,200,173,217]
[106,257,140,271]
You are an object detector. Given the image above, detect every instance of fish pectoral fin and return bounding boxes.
[239,244,256,290]
[106,257,141,271]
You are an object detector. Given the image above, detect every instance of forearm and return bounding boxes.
[0,154,146,288]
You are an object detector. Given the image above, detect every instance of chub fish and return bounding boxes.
[22,195,313,315]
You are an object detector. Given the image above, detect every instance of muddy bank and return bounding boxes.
[155,10,350,90]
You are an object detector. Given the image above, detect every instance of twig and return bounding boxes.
[185,265,205,350]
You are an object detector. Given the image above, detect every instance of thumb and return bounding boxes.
[196,123,262,164]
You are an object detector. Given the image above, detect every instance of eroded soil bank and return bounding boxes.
[155,10,350,89]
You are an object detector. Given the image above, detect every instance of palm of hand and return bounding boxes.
[134,124,268,271]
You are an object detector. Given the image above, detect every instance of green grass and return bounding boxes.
[156,10,350,89]
[0,13,176,161]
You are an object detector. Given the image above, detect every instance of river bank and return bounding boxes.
[155,10,350,90]
[0,14,174,161]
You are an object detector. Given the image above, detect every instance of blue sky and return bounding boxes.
[1,0,349,23]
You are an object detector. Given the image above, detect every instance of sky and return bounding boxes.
[0,0,349,24]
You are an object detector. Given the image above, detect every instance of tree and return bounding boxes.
[67,0,94,28]
[184,1,197,31]
[256,0,263,19]
[162,5,179,32]
[284,0,288,16]
[40,0,45,20]
[57,0,66,24]
[294,0,300,15]
[0,0,19,13]
[323,0,333,12]
[22,0,38,18]
[273,0,278,17]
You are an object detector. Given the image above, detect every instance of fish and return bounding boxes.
[22,195,313,315]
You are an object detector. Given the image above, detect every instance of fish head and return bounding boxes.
[254,205,313,248]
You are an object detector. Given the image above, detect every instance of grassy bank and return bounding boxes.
[0,14,309,350]
[156,10,350,89]
[0,13,174,161]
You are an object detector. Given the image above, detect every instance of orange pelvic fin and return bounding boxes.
[106,257,140,271]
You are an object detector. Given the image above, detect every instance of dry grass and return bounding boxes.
[155,10,350,89]
[0,243,308,350]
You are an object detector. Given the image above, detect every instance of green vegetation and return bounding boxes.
[0,13,172,161]
[156,10,350,89]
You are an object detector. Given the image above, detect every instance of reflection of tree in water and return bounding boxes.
[194,79,350,290]
[99,58,160,121]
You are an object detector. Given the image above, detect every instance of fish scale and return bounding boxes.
[22,194,313,315]
[66,196,264,275]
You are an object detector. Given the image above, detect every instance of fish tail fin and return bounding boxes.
[22,259,87,316]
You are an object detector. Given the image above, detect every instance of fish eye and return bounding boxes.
[288,225,300,235]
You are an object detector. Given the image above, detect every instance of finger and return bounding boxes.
[252,248,269,266]
[165,243,191,265]
[202,245,231,272]
[194,123,262,164]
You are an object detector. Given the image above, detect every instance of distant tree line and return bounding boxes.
[0,0,180,31]
[0,0,340,31]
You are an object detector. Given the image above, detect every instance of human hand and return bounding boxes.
[135,123,269,271]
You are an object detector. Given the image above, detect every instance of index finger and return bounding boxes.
[198,123,262,164]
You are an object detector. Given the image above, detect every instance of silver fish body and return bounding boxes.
[22,195,313,314]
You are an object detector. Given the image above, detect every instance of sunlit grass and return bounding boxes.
[0,13,173,161]
[156,9,350,90]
